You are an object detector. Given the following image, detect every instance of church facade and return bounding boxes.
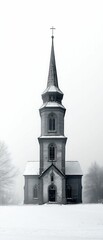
[24,33,82,204]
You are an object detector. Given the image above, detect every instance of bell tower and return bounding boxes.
[38,29,67,203]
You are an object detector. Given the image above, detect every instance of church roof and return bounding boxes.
[40,101,65,110]
[65,161,83,175]
[24,161,82,176]
[42,85,63,96]
[24,161,39,175]
[39,163,64,178]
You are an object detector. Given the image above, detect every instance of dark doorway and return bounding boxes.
[48,184,56,202]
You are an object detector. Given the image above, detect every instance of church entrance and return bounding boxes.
[48,184,56,202]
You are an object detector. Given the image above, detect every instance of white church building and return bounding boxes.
[24,31,82,204]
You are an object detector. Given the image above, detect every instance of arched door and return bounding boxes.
[48,184,56,202]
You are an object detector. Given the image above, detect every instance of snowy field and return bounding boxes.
[0,204,103,240]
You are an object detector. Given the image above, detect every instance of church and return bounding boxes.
[24,30,83,204]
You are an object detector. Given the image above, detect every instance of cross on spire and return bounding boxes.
[50,26,55,38]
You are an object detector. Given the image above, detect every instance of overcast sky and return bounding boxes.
[0,0,103,200]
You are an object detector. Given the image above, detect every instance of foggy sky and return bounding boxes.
[0,0,103,200]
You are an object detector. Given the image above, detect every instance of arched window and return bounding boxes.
[66,185,72,199]
[33,185,38,199]
[49,144,56,161]
[48,113,56,131]
[51,172,54,182]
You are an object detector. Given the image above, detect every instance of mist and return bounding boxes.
[0,0,103,201]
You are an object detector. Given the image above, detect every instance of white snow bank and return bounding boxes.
[0,204,103,240]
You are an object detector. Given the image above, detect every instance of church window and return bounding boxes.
[51,172,54,182]
[33,185,38,199]
[49,144,56,161]
[48,113,56,131]
[66,185,72,199]
[49,95,54,101]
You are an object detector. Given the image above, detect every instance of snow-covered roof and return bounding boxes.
[40,101,65,110]
[24,161,82,176]
[24,161,39,176]
[65,161,83,175]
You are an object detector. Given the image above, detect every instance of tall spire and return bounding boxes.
[42,28,64,104]
[47,28,59,88]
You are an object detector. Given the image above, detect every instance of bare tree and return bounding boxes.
[0,141,18,204]
[83,162,103,203]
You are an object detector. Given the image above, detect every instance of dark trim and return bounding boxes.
[65,175,83,177]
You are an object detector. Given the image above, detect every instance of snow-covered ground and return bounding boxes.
[0,204,103,240]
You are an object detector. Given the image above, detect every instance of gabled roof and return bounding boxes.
[24,161,39,175]
[39,163,64,178]
[24,161,82,176]
[65,161,83,175]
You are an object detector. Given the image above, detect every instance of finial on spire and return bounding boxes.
[50,26,56,39]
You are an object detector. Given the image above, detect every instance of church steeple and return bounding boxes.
[47,36,58,88]
[42,31,63,104]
